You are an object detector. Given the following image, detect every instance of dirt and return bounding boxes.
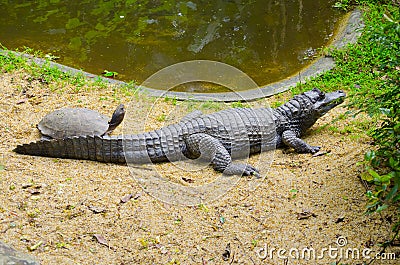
[0,70,398,265]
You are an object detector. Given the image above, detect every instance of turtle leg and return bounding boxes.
[40,135,53,140]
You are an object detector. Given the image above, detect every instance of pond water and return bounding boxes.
[0,0,343,92]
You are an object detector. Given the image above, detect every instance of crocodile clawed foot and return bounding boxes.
[223,163,260,178]
[309,146,321,154]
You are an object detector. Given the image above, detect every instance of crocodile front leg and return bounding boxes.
[282,130,320,154]
[185,133,260,177]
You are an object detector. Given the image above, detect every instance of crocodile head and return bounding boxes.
[306,88,346,116]
[292,88,346,133]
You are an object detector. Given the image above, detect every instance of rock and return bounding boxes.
[0,241,39,265]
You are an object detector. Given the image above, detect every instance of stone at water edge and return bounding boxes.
[0,241,39,265]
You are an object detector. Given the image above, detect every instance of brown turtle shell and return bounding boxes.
[38,108,109,139]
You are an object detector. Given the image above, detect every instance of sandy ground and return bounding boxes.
[0,70,399,265]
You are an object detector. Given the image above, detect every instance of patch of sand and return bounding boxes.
[0,71,398,264]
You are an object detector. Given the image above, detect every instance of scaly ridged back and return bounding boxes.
[14,107,277,163]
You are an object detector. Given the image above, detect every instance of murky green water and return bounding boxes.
[0,0,343,92]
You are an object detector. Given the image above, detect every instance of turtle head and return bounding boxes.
[106,104,126,134]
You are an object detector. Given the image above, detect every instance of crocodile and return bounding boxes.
[14,88,345,177]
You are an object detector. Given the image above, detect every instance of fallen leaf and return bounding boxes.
[182,177,194,183]
[93,234,109,247]
[88,206,106,214]
[16,98,27,104]
[133,192,142,200]
[312,150,331,157]
[20,235,30,242]
[27,189,41,195]
[297,210,317,220]
[335,216,345,223]
[24,184,42,195]
[120,194,133,203]
[22,183,33,189]
[120,192,141,203]
[27,241,43,251]
[155,244,168,254]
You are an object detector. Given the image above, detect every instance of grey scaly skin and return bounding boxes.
[14,88,346,177]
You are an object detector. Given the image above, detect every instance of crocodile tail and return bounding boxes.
[13,135,127,163]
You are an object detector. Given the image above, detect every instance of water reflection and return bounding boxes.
[0,0,343,92]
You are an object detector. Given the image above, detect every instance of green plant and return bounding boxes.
[348,2,400,248]
[0,48,29,71]
[270,101,283,108]
[164,96,178,106]
[200,100,222,111]
[102,70,118,78]
[27,208,41,218]
[231,101,244,108]
[333,0,355,11]
[292,1,400,247]
[56,242,70,249]
[157,113,167,122]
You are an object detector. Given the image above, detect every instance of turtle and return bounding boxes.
[37,104,125,139]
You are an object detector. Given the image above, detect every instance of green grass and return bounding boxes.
[0,47,124,94]
[156,113,167,122]
[199,100,223,111]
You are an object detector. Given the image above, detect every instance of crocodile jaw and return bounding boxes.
[314,90,346,116]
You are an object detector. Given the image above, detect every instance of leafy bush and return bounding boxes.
[302,0,399,245]
[347,1,400,244]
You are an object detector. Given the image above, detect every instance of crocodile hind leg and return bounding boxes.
[185,133,260,177]
[282,130,320,153]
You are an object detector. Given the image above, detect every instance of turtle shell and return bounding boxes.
[38,108,109,139]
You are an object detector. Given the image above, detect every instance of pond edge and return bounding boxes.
[0,9,364,102]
